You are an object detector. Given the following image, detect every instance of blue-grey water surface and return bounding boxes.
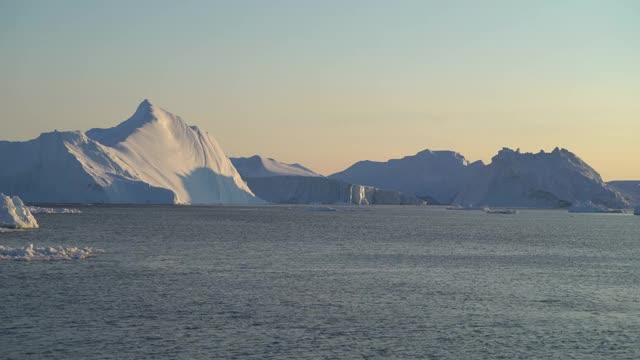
[1,206,639,359]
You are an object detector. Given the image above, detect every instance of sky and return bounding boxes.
[1,0,638,180]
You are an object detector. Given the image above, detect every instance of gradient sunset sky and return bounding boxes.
[1,0,638,179]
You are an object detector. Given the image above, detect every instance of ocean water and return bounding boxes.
[1,206,639,359]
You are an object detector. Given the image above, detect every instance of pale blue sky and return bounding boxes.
[1,0,638,179]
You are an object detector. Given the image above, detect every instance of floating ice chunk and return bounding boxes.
[446,205,486,211]
[28,206,82,214]
[568,201,624,214]
[485,208,518,214]
[0,244,103,261]
[0,194,39,229]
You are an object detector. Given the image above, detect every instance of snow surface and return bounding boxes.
[0,100,261,205]
[568,201,624,213]
[0,194,39,229]
[0,244,102,261]
[28,206,82,214]
[231,155,322,178]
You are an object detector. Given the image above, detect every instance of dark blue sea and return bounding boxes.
[1,206,639,359]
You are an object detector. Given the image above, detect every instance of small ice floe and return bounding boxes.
[28,206,82,214]
[634,206,640,216]
[485,208,518,214]
[305,206,338,212]
[568,201,624,214]
[0,244,103,261]
[0,194,39,229]
[446,205,486,211]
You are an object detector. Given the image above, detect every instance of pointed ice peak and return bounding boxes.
[133,98,159,117]
[86,99,188,147]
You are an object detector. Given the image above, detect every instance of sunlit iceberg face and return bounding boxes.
[0,194,39,229]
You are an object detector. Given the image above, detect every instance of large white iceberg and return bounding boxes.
[0,194,39,229]
[0,244,102,261]
[0,100,262,205]
[568,201,624,214]
[331,147,628,208]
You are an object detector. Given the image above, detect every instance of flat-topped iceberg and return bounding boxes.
[568,201,624,214]
[28,206,82,214]
[0,244,102,261]
[0,194,39,229]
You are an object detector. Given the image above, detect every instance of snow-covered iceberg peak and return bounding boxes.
[0,194,39,229]
[85,100,262,204]
[87,99,183,147]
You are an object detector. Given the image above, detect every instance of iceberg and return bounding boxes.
[0,194,39,229]
[28,206,82,214]
[232,156,425,205]
[485,208,519,214]
[455,148,628,209]
[634,206,640,216]
[0,244,102,261]
[446,205,486,211]
[231,155,322,178]
[568,201,624,214]
[0,100,261,205]
[332,147,629,208]
[330,149,477,204]
[608,181,640,205]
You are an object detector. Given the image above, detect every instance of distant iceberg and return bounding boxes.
[0,244,102,261]
[232,156,425,205]
[485,208,518,214]
[568,201,624,214]
[446,205,486,211]
[0,194,39,229]
[28,206,82,214]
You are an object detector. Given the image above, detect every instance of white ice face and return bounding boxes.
[0,194,39,229]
